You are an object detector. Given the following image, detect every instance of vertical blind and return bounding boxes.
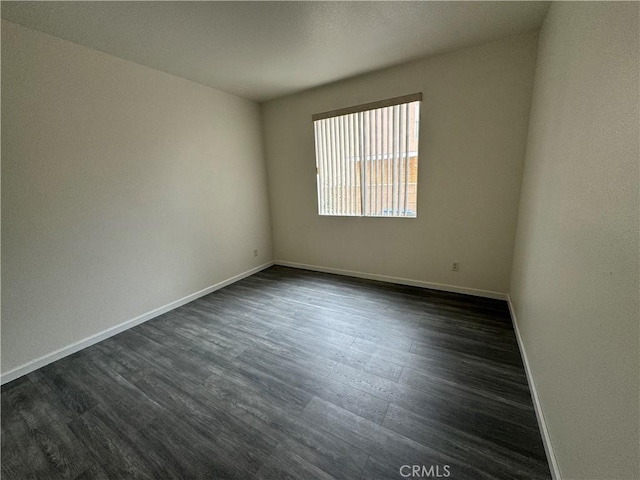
[313,93,421,217]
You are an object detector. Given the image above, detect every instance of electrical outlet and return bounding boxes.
[253,249,258,257]
[452,262,460,272]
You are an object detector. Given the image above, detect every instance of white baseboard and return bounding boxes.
[275,260,508,300]
[0,261,275,385]
[507,295,561,480]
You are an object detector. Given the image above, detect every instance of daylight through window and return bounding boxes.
[313,93,421,217]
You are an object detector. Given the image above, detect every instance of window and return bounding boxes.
[313,93,421,217]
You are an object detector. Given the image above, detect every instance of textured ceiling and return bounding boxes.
[2,1,549,102]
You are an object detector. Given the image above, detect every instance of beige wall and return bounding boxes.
[261,32,538,295]
[510,3,640,479]
[1,21,273,375]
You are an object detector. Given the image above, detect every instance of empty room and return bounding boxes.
[1,2,638,480]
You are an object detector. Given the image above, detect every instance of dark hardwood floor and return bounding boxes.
[1,266,551,479]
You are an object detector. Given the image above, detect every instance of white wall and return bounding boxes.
[510,3,639,479]
[1,21,273,376]
[261,32,538,296]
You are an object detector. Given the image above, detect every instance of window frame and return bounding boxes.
[312,93,422,218]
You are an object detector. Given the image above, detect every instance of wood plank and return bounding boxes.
[238,347,390,424]
[1,379,93,480]
[301,396,490,480]
[255,446,338,480]
[201,370,370,480]
[383,403,549,479]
